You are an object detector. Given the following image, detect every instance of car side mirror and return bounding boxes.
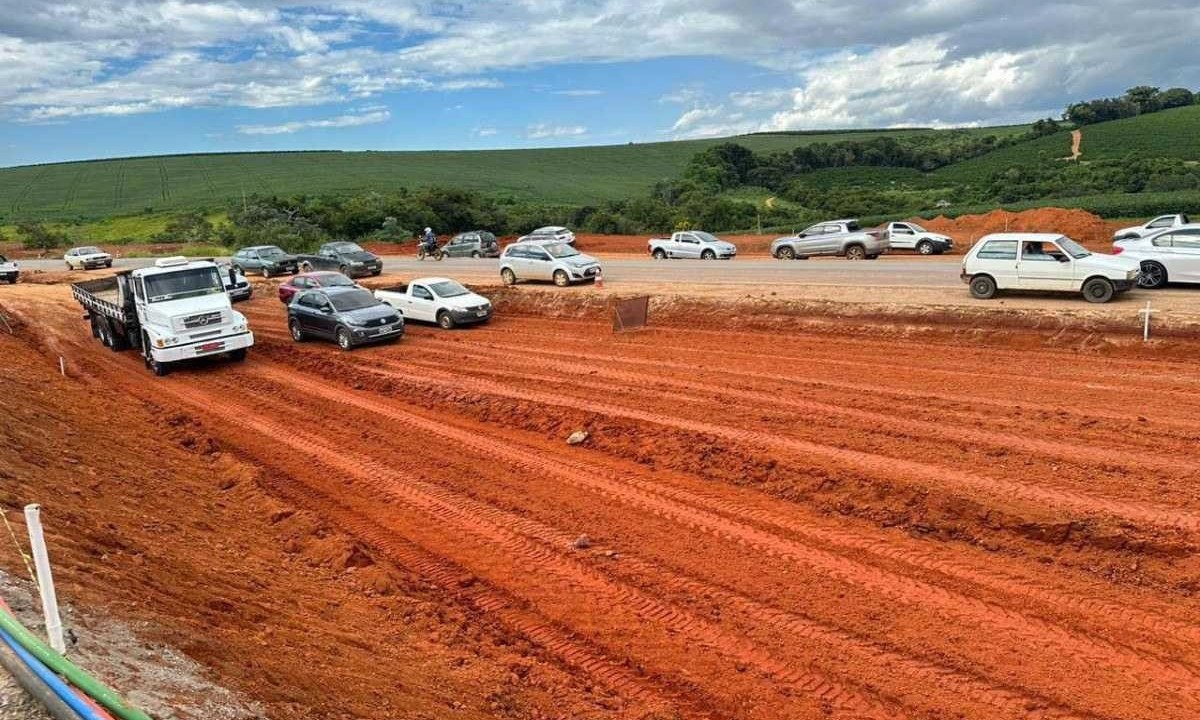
[1056,255,1070,263]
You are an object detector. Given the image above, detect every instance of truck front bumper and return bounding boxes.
[154,331,254,362]
[450,306,493,325]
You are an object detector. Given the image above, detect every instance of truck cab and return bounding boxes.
[648,231,737,260]
[73,257,253,375]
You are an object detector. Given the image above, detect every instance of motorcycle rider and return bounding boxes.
[421,227,437,253]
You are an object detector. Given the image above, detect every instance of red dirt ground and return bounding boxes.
[3,279,1200,720]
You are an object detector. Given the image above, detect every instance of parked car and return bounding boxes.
[231,245,299,278]
[500,242,600,286]
[1112,214,1190,241]
[444,231,501,258]
[525,226,576,245]
[648,231,737,259]
[771,220,889,260]
[0,254,18,284]
[879,221,954,255]
[961,233,1140,303]
[287,286,404,350]
[295,242,383,277]
[278,271,358,304]
[217,262,252,302]
[375,277,492,328]
[1112,224,1200,288]
[64,246,113,270]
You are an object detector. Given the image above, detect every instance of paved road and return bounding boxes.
[17,256,966,287]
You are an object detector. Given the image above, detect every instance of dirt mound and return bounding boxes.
[918,208,1127,251]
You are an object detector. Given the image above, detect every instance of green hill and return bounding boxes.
[0,127,1020,222]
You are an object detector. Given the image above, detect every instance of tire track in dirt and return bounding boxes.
[150,375,902,720]
[247,363,1200,667]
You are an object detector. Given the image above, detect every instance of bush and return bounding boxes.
[16,222,68,250]
[156,211,215,244]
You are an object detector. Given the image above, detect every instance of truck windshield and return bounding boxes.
[429,280,469,298]
[144,267,224,303]
[545,243,579,258]
[907,223,927,232]
[1058,238,1092,259]
[694,232,720,243]
[330,290,378,311]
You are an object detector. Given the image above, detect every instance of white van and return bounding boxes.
[961,233,1140,303]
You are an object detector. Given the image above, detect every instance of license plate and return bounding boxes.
[476,310,487,317]
[196,341,225,354]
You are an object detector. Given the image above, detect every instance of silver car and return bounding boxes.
[500,242,601,287]
[771,219,889,260]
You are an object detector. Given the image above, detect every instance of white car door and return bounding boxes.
[408,284,438,322]
[526,246,555,280]
[679,233,702,258]
[890,223,917,249]
[971,239,1020,288]
[1166,229,1200,282]
[1017,240,1075,290]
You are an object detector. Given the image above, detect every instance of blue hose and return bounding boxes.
[0,626,108,720]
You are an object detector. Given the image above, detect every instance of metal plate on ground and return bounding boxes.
[612,296,649,333]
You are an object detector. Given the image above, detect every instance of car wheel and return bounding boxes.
[262,266,272,279]
[776,246,795,260]
[228,348,247,362]
[652,249,667,260]
[1082,277,1115,303]
[917,240,934,255]
[438,311,455,330]
[553,270,570,287]
[105,261,113,268]
[501,267,517,285]
[339,264,349,275]
[336,327,353,350]
[969,275,997,300]
[701,249,715,260]
[471,251,481,259]
[299,262,311,273]
[1138,261,1168,289]
[845,245,866,260]
[289,319,306,342]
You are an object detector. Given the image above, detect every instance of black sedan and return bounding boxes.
[287,287,404,350]
[296,242,384,278]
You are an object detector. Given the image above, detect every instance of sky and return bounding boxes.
[2,1,1199,167]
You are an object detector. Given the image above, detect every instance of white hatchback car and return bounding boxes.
[500,242,600,287]
[961,233,1140,303]
[1113,224,1200,288]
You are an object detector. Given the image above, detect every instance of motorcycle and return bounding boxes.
[416,241,444,261]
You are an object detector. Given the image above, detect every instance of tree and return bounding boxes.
[16,222,68,250]
[157,211,215,243]
[1030,118,1061,137]
[1158,87,1195,110]
[1124,86,1161,114]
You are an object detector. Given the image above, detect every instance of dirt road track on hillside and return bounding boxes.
[3,282,1200,720]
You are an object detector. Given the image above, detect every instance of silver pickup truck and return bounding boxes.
[771,219,889,260]
[648,231,737,259]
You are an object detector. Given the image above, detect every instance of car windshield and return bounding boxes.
[545,243,579,258]
[144,267,224,303]
[429,280,470,298]
[329,290,379,311]
[78,247,102,255]
[258,246,287,258]
[694,231,720,243]
[0,255,7,262]
[1058,237,1091,259]
[329,242,363,252]
[318,273,355,287]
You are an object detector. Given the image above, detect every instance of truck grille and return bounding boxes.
[182,311,222,329]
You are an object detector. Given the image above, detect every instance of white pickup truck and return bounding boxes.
[1112,214,1190,241]
[72,256,253,375]
[374,277,493,329]
[647,231,737,259]
[879,221,954,255]
[0,254,18,283]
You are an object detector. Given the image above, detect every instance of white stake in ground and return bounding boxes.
[58,357,65,376]
[1139,301,1156,342]
[23,505,66,654]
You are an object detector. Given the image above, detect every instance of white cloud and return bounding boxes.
[526,123,587,139]
[553,89,604,97]
[473,127,498,137]
[236,108,390,135]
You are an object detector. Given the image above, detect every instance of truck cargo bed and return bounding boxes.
[72,275,133,323]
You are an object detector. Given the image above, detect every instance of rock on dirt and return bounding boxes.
[566,430,589,445]
[572,535,592,550]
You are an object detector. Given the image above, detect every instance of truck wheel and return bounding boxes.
[289,318,306,342]
[89,314,101,339]
[845,245,866,260]
[776,246,795,260]
[144,340,170,376]
[336,327,353,350]
[437,311,455,330]
[917,240,934,255]
[553,270,570,287]
[1138,261,1168,289]
[1082,277,1115,303]
[228,348,247,362]
[501,268,517,285]
[701,249,716,260]
[969,275,997,300]
[652,248,667,260]
[97,320,113,348]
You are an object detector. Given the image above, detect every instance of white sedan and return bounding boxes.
[1113,224,1200,288]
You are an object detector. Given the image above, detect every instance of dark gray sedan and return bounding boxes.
[287,286,404,350]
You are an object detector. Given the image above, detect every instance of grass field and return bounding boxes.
[0,127,1023,222]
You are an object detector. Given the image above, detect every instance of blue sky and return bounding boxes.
[2,1,1199,167]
